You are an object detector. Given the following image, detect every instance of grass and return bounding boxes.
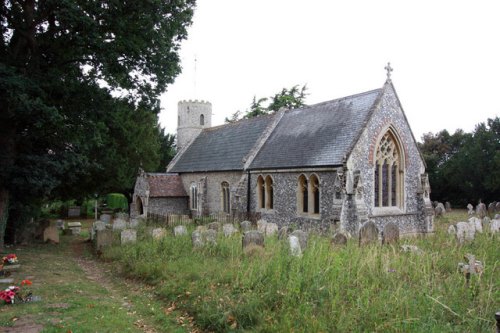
[105,210,500,332]
[0,228,187,332]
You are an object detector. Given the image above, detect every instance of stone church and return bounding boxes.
[132,70,434,236]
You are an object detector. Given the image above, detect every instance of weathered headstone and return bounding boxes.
[100,214,112,224]
[91,221,107,241]
[278,226,290,240]
[468,217,483,233]
[67,221,82,235]
[195,225,207,233]
[331,232,348,246]
[240,221,252,232]
[290,230,308,250]
[191,231,204,248]
[482,217,491,228]
[174,225,188,237]
[359,221,379,246]
[265,223,278,236]
[488,202,496,216]
[476,203,487,219]
[151,228,167,240]
[490,219,500,233]
[257,219,268,233]
[112,218,127,231]
[382,222,399,245]
[456,221,475,243]
[242,231,264,250]
[55,219,65,230]
[115,212,129,221]
[203,229,217,244]
[445,202,452,212]
[129,218,140,229]
[207,222,220,232]
[121,229,137,244]
[43,226,59,244]
[467,204,474,216]
[223,224,238,237]
[447,225,457,235]
[288,235,302,257]
[434,205,444,217]
[96,229,114,248]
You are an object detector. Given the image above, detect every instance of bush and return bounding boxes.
[105,193,128,212]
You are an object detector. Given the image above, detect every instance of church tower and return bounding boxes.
[177,100,212,151]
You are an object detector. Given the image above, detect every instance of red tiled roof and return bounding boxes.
[147,174,187,197]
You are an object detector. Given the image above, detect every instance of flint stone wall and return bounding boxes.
[148,197,189,216]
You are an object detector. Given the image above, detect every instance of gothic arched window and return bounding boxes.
[190,183,198,211]
[200,114,205,126]
[374,129,404,208]
[257,176,265,209]
[298,175,308,214]
[265,176,273,210]
[310,174,320,214]
[221,181,230,213]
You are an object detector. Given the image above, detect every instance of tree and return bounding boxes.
[0,0,196,247]
[225,84,308,123]
[157,130,176,172]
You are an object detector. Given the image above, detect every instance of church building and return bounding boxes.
[132,69,434,237]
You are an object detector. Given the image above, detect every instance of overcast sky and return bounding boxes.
[159,0,500,141]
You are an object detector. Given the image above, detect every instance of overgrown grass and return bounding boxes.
[106,211,499,332]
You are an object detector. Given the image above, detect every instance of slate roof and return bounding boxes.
[249,88,382,169]
[146,173,187,197]
[168,114,275,173]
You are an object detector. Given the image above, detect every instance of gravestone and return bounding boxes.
[488,202,496,215]
[100,214,112,224]
[288,235,302,257]
[496,202,500,212]
[223,224,238,237]
[115,212,129,221]
[129,218,140,229]
[278,226,290,240]
[207,222,220,232]
[265,223,278,236]
[67,221,82,235]
[91,221,107,241]
[112,218,127,231]
[191,231,204,248]
[43,226,59,244]
[96,229,114,248]
[257,219,268,233]
[467,204,474,216]
[445,202,452,212]
[468,217,483,233]
[331,232,348,246]
[121,229,137,245]
[151,228,167,240]
[55,219,65,230]
[290,230,308,251]
[491,219,500,233]
[400,244,423,255]
[434,205,444,217]
[68,206,81,217]
[476,203,487,219]
[456,221,475,243]
[203,229,217,244]
[174,225,188,237]
[359,221,379,246]
[240,221,252,232]
[447,225,457,235]
[382,222,399,245]
[195,225,207,233]
[242,231,264,250]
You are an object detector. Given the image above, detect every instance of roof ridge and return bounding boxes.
[204,112,277,132]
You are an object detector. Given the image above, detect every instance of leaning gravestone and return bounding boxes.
[223,224,238,237]
[112,218,127,231]
[151,228,167,240]
[278,226,290,240]
[382,222,399,245]
[67,221,82,235]
[121,229,137,245]
[476,203,487,219]
[359,221,379,246]
[96,229,114,248]
[242,231,264,250]
[288,235,302,257]
[265,223,278,236]
[331,232,348,246]
[174,225,188,237]
[100,214,112,224]
[290,230,308,251]
[257,219,268,233]
[240,221,252,232]
[207,222,220,232]
[43,226,59,244]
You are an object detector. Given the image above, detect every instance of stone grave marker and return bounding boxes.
[129,218,140,229]
[96,229,114,248]
[242,231,264,250]
[434,205,444,217]
[331,232,348,246]
[359,221,379,246]
[468,217,483,233]
[445,202,452,212]
[121,229,137,245]
[207,222,220,232]
[203,229,217,245]
[240,221,252,232]
[67,221,82,235]
[257,219,268,233]
[456,221,475,243]
[290,230,308,251]
[55,219,65,230]
[151,228,167,240]
[447,225,456,235]
[476,203,487,219]
[191,231,204,248]
[68,206,81,217]
[382,222,399,245]
[496,202,500,212]
[278,226,290,240]
[196,225,207,233]
[467,204,474,216]
[265,223,278,236]
[223,224,238,237]
[100,214,112,224]
[491,219,500,233]
[400,245,423,255]
[43,226,59,244]
[115,212,129,221]
[174,225,188,237]
[288,235,302,257]
[112,218,127,231]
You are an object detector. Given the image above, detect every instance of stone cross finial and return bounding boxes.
[385,62,393,80]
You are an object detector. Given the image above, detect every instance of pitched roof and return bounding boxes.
[249,88,382,169]
[146,174,187,197]
[169,114,275,173]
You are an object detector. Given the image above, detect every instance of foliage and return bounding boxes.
[105,193,128,212]
[225,84,308,123]
[0,0,196,243]
[106,213,499,332]
[157,129,177,172]
[419,117,500,206]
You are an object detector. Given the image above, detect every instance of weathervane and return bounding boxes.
[385,62,393,80]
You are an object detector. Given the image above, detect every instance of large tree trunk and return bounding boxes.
[0,188,9,251]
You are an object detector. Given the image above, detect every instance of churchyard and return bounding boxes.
[98,209,499,332]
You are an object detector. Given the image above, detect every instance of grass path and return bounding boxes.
[0,231,188,333]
